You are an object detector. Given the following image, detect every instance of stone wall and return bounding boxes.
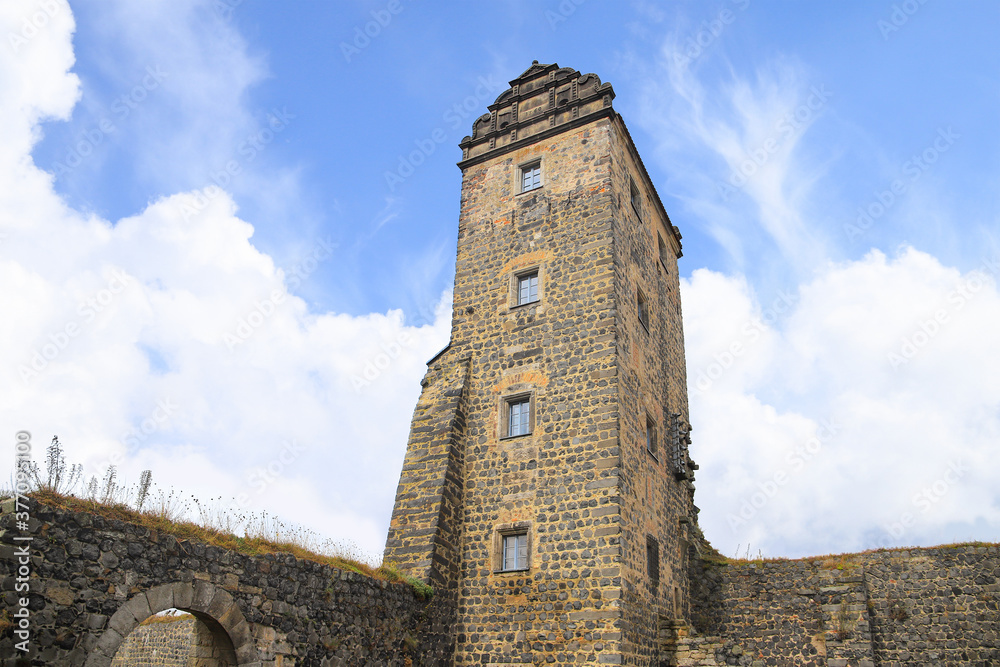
[443,116,628,665]
[108,613,236,667]
[865,546,1000,665]
[110,615,195,666]
[0,497,450,665]
[686,540,1000,666]
[608,114,697,665]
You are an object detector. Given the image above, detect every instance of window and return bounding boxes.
[637,289,649,331]
[494,521,531,573]
[521,162,541,192]
[517,271,539,306]
[502,533,529,571]
[505,395,532,437]
[646,414,658,458]
[630,176,641,216]
[658,233,669,268]
[646,536,660,590]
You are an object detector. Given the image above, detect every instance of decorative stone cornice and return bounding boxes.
[458,61,616,168]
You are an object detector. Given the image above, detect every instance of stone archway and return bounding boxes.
[85,581,260,666]
[110,610,237,666]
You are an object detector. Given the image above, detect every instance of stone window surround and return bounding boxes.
[657,231,669,271]
[645,411,658,461]
[637,287,650,332]
[630,175,642,218]
[500,390,535,439]
[646,535,660,591]
[492,520,532,573]
[518,159,543,194]
[509,265,544,309]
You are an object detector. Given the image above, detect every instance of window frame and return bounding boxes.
[502,533,529,572]
[513,269,540,307]
[645,413,658,460]
[657,232,669,270]
[520,161,542,193]
[646,536,660,591]
[493,521,532,573]
[637,288,650,332]
[630,176,642,217]
[501,392,534,439]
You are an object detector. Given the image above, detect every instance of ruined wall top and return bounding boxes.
[458,61,616,167]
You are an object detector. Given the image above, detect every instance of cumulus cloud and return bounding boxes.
[684,249,1000,558]
[618,26,1000,558]
[0,0,451,561]
[625,33,832,275]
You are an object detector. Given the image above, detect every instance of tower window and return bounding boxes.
[637,289,650,331]
[517,271,539,305]
[521,162,542,192]
[646,414,658,458]
[494,522,532,573]
[502,533,529,571]
[504,394,533,438]
[658,233,669,269]
[646,536,660,590]
[630,176,642,216]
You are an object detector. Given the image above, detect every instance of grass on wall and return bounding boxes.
[4,436,432,598]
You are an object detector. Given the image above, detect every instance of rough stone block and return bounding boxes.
[145,583,174,614]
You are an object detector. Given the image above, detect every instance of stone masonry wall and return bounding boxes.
[110,615,197,666]
[865,546,1000,665]
[384,354,472,660]
[0,498,450,665]
[687,540,1000,666]
[108,613,237,667]
[444,118,627,665]
[608,115,697,666]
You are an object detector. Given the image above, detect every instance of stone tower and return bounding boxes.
[384,61,697,665]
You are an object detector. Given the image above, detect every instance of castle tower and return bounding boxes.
[384,61,697,665]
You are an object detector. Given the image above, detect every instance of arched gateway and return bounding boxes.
[85,581,256,666]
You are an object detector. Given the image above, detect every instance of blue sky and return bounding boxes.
[3,0,998,560]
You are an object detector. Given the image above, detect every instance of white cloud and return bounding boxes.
[684,249,1000,558]
[621,29,838,279]
[0,0,451,562]
[622,28,1000,558]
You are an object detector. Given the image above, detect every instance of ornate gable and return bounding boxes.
[459,60,616,167]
